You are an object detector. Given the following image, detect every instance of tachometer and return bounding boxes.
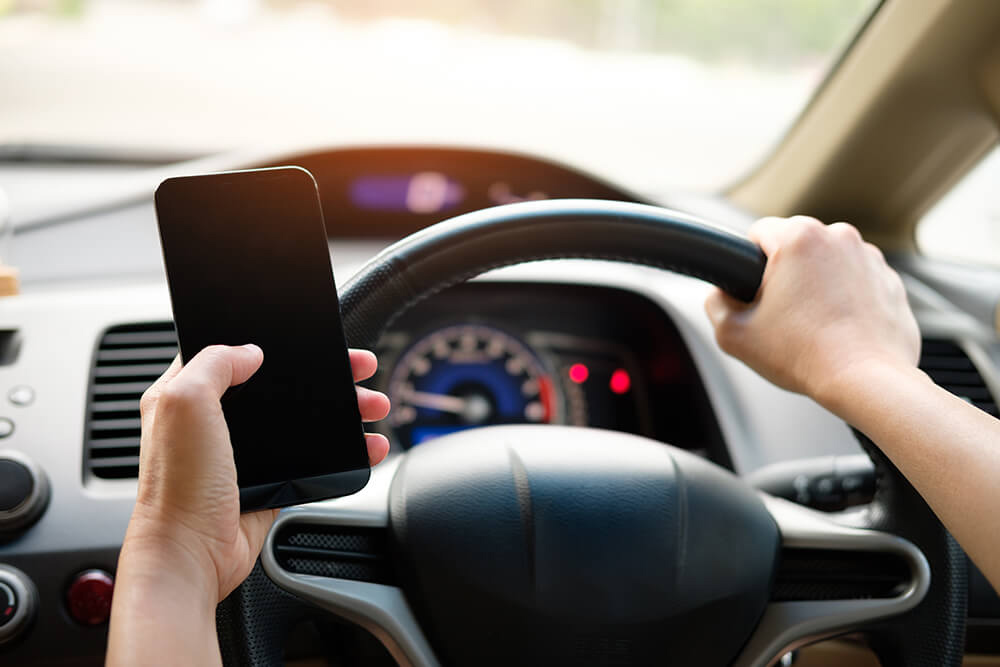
[387,325,561,448]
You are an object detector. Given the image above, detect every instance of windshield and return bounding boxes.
[1,0,874,192]
[917,144,1000,268]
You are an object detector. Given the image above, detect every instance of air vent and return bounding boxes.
[85,322,177,479]
[920,338,998,417]
[274,524,395,585]
[772,548,910,602]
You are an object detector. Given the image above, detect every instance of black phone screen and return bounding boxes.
[155,167,369,506]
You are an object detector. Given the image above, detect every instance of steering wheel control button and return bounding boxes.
[0,582,15,627]
[66,570,114,626]
[0,450,50,533]
[0,565,37,644]
[0,418,12,438]
[7,386,33,407]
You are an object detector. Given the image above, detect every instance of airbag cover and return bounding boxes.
[388,425,778,666]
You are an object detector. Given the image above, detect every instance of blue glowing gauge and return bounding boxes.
[387,325,562,448]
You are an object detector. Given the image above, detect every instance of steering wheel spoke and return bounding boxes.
[259,458,440,667]
[734,496,930,666]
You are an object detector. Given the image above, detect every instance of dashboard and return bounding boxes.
[0,145,999,665]
[275,147,645,239]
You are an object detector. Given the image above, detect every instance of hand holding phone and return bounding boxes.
[154,166,375,511]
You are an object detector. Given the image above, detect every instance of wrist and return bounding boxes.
[118,512,222,609]
[812,358,931,421]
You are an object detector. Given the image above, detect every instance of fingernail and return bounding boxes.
[241,343,263,355]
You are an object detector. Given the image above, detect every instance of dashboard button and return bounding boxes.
[0,582,16,628]
[0,418,12,438]
[0,450,50,533]
[0,565,37,645]
[66,570,114,626]
[7,386,33,407]
[0,459,32,512]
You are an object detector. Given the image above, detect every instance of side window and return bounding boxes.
[917,144,1000,267]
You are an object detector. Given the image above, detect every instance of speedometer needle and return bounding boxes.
[402,390,493,423]
[404,390,469,414]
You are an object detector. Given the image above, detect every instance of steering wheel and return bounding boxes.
[216,199,966,667]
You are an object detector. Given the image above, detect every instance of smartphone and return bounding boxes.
[154,166,370,511]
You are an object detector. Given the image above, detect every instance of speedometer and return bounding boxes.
[387,325,562,448]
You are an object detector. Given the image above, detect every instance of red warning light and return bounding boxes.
[568,363,589,383]
[610,369,631,394]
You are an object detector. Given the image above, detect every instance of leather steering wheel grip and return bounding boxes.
[216,199,965,667]
[337,199,766,350]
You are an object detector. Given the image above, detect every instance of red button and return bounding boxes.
[66,570,114,626]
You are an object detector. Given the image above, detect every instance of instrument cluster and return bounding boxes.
[367,282,731,467]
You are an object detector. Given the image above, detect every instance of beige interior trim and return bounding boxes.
[795,639,1000,666]
[730,0,1000,249]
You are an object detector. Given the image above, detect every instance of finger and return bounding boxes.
[865,241,887,265]
[139,355,183,417]
[749,215,823,257]
[747,216,797,256]
[356,386,390,422]
[350,349,378,382]
[174,344,265,399]
[366,432,390,466]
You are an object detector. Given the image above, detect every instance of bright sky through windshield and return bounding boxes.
[0,0,873,192]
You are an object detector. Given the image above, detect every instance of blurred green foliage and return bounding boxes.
[0,0,84,17]
[648,0,875,63]
[329,0,875,64]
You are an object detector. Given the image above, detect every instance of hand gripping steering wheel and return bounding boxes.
[216,199,966,667]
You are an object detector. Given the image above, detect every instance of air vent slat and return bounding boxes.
[87,437,141,450]
[917,356,975,372]
[90,418,142,431]
[101,331,177,347]
[88,455,142,469]
[920,338,998,418]
[85,322,176,480]
[927,371,988,387]
[97,347,178,363]
[95,364,172,379]
[93,382,160,396]
[90,400,141,413]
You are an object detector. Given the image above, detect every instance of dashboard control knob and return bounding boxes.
[0,450,50,534]
[0,565,38,644]
[66,570,114,626]
[0,581,16,627]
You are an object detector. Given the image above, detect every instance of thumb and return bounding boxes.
[176,344,264,399]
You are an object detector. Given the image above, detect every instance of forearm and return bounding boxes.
[820,362,1000,592]
[107,535,221,666]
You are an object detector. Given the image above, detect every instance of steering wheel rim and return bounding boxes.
[216,199,965,667]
